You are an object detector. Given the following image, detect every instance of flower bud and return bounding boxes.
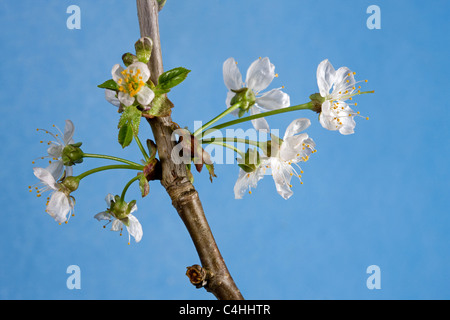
[61,143,84,166]
[135,37,153,64]
[122,52,139,67]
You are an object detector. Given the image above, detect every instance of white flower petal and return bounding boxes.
[246,57,275,93]
[283,118,311,140]
[223,57,244,90]
[280,133,309,162]
[316,59,336,97]
[332,66,356,96]
[46,161,64,180]
[128,62,151,83]
[233,168,265,199]
[270,159,294,200]
[112,64,125,83]
[118,91,135,107]
[338,116,356,135]
[33,167,58,190]
[47,191,71,223]
[319,101,337,131]
[111,219,123,232]
[256,88,290,111]
[105,193,115,207]
[250,107,270,132]
[94,211,112,221]
[63,120,75,145]
[127,214,143,243]
[47,144,63,158]
[105,89,121,107]
[319,100,356,134]
[136,86,155,106]
[65,165,73,178]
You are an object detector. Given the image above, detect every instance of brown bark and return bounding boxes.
[136,0,243,300]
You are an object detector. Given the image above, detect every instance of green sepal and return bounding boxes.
[309,92,325,103]
[120,217,130,227]
[157,67,191,90]
[205,164,217,183]
[127,200,137,213]
[238,163,255,173]
[112,198,128,220]
[237,148,261,172]
[309,92,325,113]
[97,79,118,90]
[238,108,246,118]
[230,87,256,116]
[61,144,84,166]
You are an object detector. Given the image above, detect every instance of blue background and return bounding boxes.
[0,0,449,299]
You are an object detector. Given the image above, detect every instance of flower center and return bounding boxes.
[117,68,145,97]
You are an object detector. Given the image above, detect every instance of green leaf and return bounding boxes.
[157,67,190,90]
[98,79,118,90]
[139,174,150,198]
[118,105,142,135]
[118,123,133,148]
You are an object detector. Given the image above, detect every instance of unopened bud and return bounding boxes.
[135,37,153,64]
[122,52,139,67]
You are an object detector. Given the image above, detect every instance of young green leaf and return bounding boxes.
[118,105,142,135]
[98,79,118,90]
[139,174,150,198]
[157,67,191,90]
[118,123,133,148]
